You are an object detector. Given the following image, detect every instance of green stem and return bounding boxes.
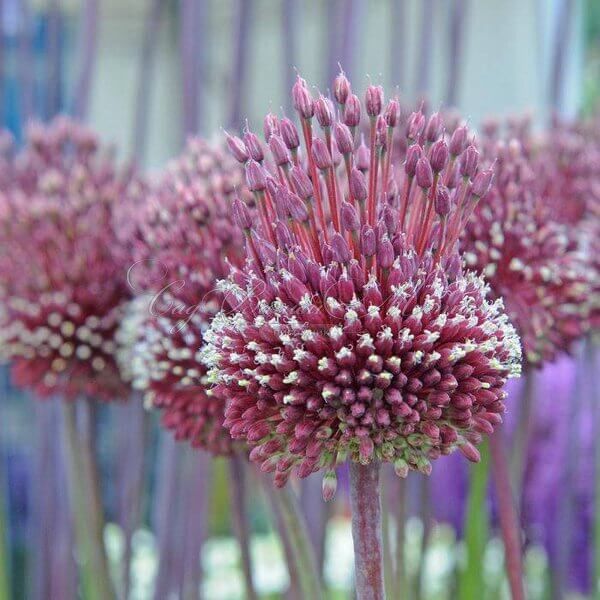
[262,476,322,599]
[459,441,490,600]
[62,402,115,600]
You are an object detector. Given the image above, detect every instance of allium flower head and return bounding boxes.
[126,138,248,454]
[462,133,591,365]
[0,117,138,400]
[203,75,521,490]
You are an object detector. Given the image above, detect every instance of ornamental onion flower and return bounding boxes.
[462,133,592,366]
[0,117,139,400]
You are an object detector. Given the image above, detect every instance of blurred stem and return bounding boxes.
[394,476,407,596]
[300,473,329,577]
[459,441,490,600]
[510,369,536,495]
[490,432,524,600]
[414,475,431,598]
[228,453,257,600]
[72,0,99,119]
[381,470,394,598]
[349,462,385,600]
[62,401,114,600]
[262,476,322,599]
[591,342,600,600]
[0,456,10,600]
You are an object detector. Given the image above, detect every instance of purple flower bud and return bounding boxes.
[360,225,376,257]
[375,116,387,148]
[322,470,337,501]
[315,95,334,128]
[460,145,479,178]
[269,135,290,166]
[416,157,433,188]
[471,168,494,197]
[377,235,394,268]
[292,77,314,119]
[334,122,354,155]
[290,166,313,199]
[333,72,351,104]
[265,175,279,200]
[311,138,332,170]
[287,192,309,222]
[232,196,252,230]
[407,111,426,140]
[263,113,280,142]
[356,140,370,171]
[275,221,294,249]
[350,168,367,201]
[341,201,360,231]
[404,144,422,177]
[365,85,384,117]
[274,186,289,220]
[331,139,342,166]
[449,125,468,156]
[331,232,351,263]
[430,140,449,173]
[280,118,300,150]
[245,160,267,192]
[383,204,397,234]
[225,133,248,163]
[425,112,443,142]
[344,94,361,128]
[434,186,451,216]
[384,99,400,127]
[243,131,264,162]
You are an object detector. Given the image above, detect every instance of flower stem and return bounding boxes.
[489,432,524,600]
[0,452,10,600]
[349,461,386,600]
[510,368,536,494]
[228,453,257,600]
[394,476,407,596]
[61,401,115,600]
[261,476,322,599]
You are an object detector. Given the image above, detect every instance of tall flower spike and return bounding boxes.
[203,73,521,490]
[0,117,140,400]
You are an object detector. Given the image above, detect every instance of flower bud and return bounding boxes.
[290,166,313,199]
[225,133,248,163]
[434,186,451,216]
[315,95,334,128]
[311,138,332,170]
[404,144,422,177]
[425,112,443,142]
[350,168,367,202]
[356,140,370,171]
[333,72,351,104]
[375,116,387,148]
[471,168,494,198]
[341,201,360,231]
[232,196,252,230]
[292,77,314,119]
[322,470,338,501]
[280,117,300,150]
[460,145,479,178]
[430,139,449,173]
[331,232,351,263]
[334,122,354,155]
[449,125,468,156]
[377,236,394,268]
[384,99,400,127]
[287,192,309,222]
[269,135,290,166]
[344,94,361,128]
[263,113,280,142]
[416,157,433,189]
[365,85,384,117]
[360,225,376,257]
[407,111,426,140]
[459,441,481,463]
[243,131,264,162]
[245,160,267,192]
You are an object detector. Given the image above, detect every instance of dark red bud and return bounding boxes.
[377,236,394,268]
[341,201,360,231]
[404,144,422,177]
[331,232,352,263]
[430,139,449,172]
[415,157,433,188]
[232,196,252,230]
[360,225,376,257]
[460,145,479,178]
[434,186,451,216]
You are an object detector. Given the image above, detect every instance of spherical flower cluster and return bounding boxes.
[0,117,137,400]
[202,74,522,491]
[125,137,248,454]
[462,136,591,365]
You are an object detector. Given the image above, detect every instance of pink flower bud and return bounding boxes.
[425,112,443,142]
[263,113,280,142]
[292,77,314,119]
[331,232,352,263]
[269,135,290,166]
[225,133,248,163]
[243,131,264,162]
[311,138,332,170]
[377,236,394,268]
[334,122,354,155]
[430,139,449,172]
[341,201,360,231]
[449,125,468,156]
[416,157,433,188]
[375,116,387,148]
[434,186,451,216]
[404,144,422,177]
[333,72,351,104]
[407,111,426,140]
[343,94,361,128]
[322,470,337,501]
[350,168,367,201]
[471,168,494,197]
[365,85,384,117]
[360,225,376,257]
[315,95,334,128]
[290,166,313,199]
[280,117,300,150]
[356,140,370,171]
[384,99,400,127]
[460,145,479,178]
[232,196,252,230]
[245,160,267,192]
[287,192,309,222]
[273,186,289,220]
[459,441,481,463]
